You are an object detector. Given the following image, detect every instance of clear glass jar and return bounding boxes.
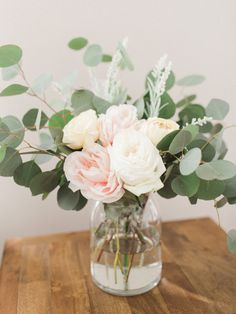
[90,192,162,296]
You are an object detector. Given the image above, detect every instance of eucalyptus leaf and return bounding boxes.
[57,184,87,210]
[169,130,192,154]
[0,45,22,67]
[157,130,179,151]
[206,98,229,120]
[71,89,94,114]
[0,147,22,177]
[30,170,61,195]
[159,93,176,119]
[179,104,205,124]
[0,84,28,96]
[183,125,199,139]
[171,173,200,197]
[180,148,202,176]
[1,64,19,80]
[197,179,225,200]
[102,54,112,62]
[176,95,196,108]
[196,160,236,181]
[49,110,73,138]
[223,176,236,198]
[177,75,205,86]
[68,37,88,50]
[0,145,6,163]
[83,44,103,67]
[1,116,25,148]
[23,108,48,131]
[227,229,236,253]
[187,139,216,162]
[166,71,175,91]
[14,160,41,187]
[93,95,111,114]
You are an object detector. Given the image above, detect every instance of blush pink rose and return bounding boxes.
[64,144,124,203]
[98,104,138,146]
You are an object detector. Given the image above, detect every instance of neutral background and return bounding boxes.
[0,0,235,256]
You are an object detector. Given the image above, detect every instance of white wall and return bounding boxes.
[0,0,236,256]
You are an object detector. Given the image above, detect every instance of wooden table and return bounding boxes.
[0,218,236,314]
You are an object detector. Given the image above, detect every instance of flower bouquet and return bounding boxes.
[0,37,235,296]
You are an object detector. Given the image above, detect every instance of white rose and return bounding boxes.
[109,129,166,196]
[62,109,99,149]
[136,117,179,146]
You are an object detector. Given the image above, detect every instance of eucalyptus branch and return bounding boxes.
[17,64,56,113]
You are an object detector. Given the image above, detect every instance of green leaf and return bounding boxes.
[215,196,227,208]
[0,84,28,96]
[30,73,52,95]
[171,173,200,197]
[176,95,196,108]
[197,179,225,200]
[227,229,236,254]
[49,110,73,139]
[57,184,87,210]
[169,130,192,154]
[223,176,236,198]
[102,54,112,62]
[0,145,6,162]
[180,148,202,176]
[177,75,205,86]
[179,104,205,124]
[0,147,22,177]
[83,44,103,67]
[183,125,199,139]
[0,45,22,68]
[0,116,25,148]
[158,165,178,199]
[30,170,61,195]
[133,98,145,119]
[187,139,216,162]
[166,71,175,91]
[199,122,213,133]
[206,98,229,120]
[196,160,236,181]
[1,64,19,81]
[118,42,134,71]
[14,160,41,187]
[159,92,176,119]
[23,108,48,131]
[71,89,94,114]
[189,196,198,205]
[228,197,236,205]
[68,37,88,50]
[93,95,111,114]
[157,130,179,151]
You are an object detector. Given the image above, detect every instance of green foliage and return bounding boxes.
[68,37,88,50]
[0,45,22,68]
[196,160,236,181]
[71,89,111,115]
[30,170,61,195]
[0,147,22,177]
[157,130,179,151]
[0,145,6,162]
[165,71,175,90]
[180,148,202,176]
[169,130,192,154]
[187,139,216,162]
[14,161,41,187]
[133,98,145,119]
[49,110,73,139]
[183,125,199,139]
[0,116,25,148]
[1,65,19,81]
[30,74,52,95]
[176,95,196,108]
[102,54,112,62]
[171,173,200,197]
[23,109,48,131]
[118,42,134,71]
[227,229,236,254]
[159,93,176,119]
[223,176,236,198]
[0,84,28,96]
[57,184,88,210]
[179,104,205,124]
[83,44,103,67]
[197,179,225,200]
[177,75,205,86]
[206,98,229,120]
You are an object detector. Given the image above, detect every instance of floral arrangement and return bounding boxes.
[0,37,236,213]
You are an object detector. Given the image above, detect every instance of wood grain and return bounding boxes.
[0,218,236,314]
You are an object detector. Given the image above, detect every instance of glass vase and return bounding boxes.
[90,192,162,296]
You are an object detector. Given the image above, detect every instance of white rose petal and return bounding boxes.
[62,109,99,149]
[135,117,179,146]
[109,129,166,196]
